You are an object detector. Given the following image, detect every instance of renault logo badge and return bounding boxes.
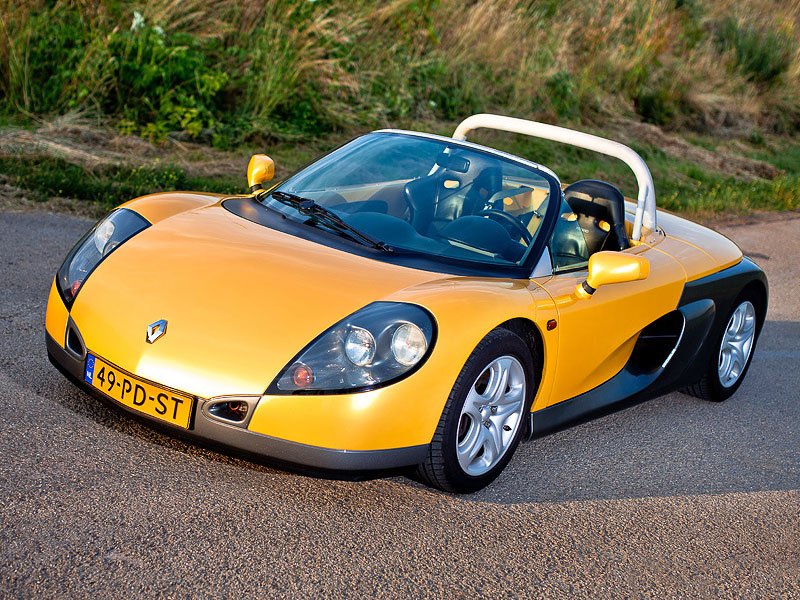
[146,319,168,344]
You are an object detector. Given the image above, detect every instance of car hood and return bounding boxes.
[70,204,446,397]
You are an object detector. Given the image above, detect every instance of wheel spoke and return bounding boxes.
[483,424,502,463]
[494,382,523,405]
[459,420,483,462]
[491,400,521,420]
[484,360,510,404]
[718,300,757,388]
[739,315,756,339]
[729,339,746,367]
[727,311,739,336]
[463,388,485,418]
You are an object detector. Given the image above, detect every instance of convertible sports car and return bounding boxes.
[46,114,767,493]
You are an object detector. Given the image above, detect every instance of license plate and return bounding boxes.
[84,355,194,428]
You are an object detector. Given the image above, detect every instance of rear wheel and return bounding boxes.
[682,295,760,402]
[417,329,536,493]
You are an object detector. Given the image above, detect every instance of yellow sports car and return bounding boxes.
[45,114,767,493]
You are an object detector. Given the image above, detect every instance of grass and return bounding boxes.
[1,1,799,141]
[1,1,799,218]
[3,128,798,219]
[715,15,796,85]
[747,142,800,174]
[0,157,242,207]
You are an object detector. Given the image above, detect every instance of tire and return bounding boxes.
[682,293,761,402]
[417,328,537,493]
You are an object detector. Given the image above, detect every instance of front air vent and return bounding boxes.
[65,321,86,359]
[201,396,261,428]
[208,400,250,423]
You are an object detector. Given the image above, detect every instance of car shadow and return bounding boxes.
[464,319,800,504]
[4,211,797,505]
[6,307,799,505]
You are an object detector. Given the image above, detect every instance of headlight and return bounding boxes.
[391,323,427,366]
[56,208,150,306]
[269,302,436,394]
[344,327,377,367]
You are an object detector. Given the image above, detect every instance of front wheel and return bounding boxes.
[417,329,536,493]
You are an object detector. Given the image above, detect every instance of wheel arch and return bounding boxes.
[740,278,768,334]
[496,317,545,387]
[680,257,768,333]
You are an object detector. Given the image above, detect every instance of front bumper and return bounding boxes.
[46,333,428,472]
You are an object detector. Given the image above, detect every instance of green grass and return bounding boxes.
[658,173,800,215]
[2,2,799,143]
[746,142,800,174]
[3,131,798,219]
[467,129,800,218]
[0,157,242,207]
[715,16,796,86]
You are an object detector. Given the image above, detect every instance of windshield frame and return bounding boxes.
[231,131,562,279]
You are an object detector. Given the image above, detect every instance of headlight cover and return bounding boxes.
[268,302,436,394]
[56,208,150,307]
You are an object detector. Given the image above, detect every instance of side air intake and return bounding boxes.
[627,311,685,375]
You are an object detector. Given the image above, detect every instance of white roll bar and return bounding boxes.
[453,114,656,241]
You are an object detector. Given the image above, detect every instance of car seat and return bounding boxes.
[404,175,443,235]
[563,179,630,254]
[462,167,503,215]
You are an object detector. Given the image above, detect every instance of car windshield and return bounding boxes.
[261,132,556,269]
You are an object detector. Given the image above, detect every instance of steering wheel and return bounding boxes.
[476,209,533,244]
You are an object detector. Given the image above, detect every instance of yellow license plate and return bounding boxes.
[84,354,194,428]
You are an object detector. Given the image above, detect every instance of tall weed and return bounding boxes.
[716,17,796,85]
[1,0,800,140]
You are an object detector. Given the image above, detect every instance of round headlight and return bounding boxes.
[391,323,427,366]
[344,327,376,366]
[94,219,116,254]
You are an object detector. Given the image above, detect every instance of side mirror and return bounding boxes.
[247,154,275,193]
[574,251,650,299]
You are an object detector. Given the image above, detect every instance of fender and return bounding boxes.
[121,191,226,224]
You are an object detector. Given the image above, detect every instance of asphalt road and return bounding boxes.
[1,210,798,597]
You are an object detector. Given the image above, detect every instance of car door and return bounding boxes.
[529,239,687,409]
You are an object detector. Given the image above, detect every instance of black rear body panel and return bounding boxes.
[531,257,768,436]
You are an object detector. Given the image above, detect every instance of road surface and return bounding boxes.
[1,210,798,597]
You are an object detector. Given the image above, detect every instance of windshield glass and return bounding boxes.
[262,132,556,268]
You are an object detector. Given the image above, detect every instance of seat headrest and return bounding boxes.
[469,167,503,201]
[564,179,625,204]
[563,179,629,251]
[463,166,503,215]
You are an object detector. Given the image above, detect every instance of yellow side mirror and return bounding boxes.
[574,251,650,299]
[247,154,275,192]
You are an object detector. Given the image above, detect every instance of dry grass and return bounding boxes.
[608,120,780,180]
[244,2,360,128]
[1,0,799,136]
[2,1,798,219]
[0,113,256,182]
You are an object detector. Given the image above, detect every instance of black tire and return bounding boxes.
[416,328,537,493]
[681,292,761,402]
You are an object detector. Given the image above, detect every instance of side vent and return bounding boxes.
[628,311,685,375]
